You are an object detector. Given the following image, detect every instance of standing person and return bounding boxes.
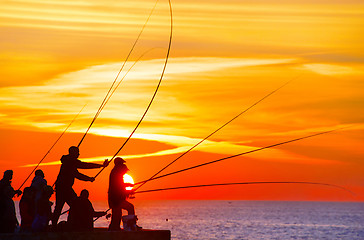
[30,169,47,202]
[0,170,22,233]
[67,189,107,231]
[19,187,36,232]
[32,185,54,232]
[52,146,109,227]
[108,157,139,231]
[0,170,22,199]
[0,186,19,233]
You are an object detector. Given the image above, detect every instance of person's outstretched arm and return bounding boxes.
[77,159,109,169]
[74,170,94,182]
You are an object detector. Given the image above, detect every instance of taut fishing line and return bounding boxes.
[135,181,355,196]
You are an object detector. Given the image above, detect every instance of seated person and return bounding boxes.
[32,185,54,232]
[19,187,36,232]
[67,189,106,231]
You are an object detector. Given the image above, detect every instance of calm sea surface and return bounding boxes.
[15,200,364,240]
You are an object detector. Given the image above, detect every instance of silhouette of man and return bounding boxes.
[0,170,23,233]
[52,146,109,226]
[108,157,137,231]
[0,170,22,199]
[31,169,47,202]
[0,186,19,233]
[67,189,106,231]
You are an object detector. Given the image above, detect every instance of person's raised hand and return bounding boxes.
[103,159,110,168]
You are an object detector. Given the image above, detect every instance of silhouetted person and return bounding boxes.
[0,170,22,199]
[31,169,47,202]
[108,157,139,231]
[0,170,22,233]
[52,146,109,226]
[0,186,19,233]
[32,185,54,232]
[67,189,107,231]
[19,187,36,232]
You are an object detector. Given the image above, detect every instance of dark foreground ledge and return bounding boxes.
[0,228,171,240]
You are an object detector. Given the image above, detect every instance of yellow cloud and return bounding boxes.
[302,63,356,76]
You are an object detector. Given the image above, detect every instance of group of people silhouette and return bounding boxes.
[0,146,139,233]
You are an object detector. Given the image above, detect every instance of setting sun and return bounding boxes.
[124,173,134,191]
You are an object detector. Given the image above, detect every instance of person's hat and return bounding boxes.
[114,157,126,165]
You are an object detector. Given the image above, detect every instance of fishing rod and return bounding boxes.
[57,49,157,216]
[17,104,87,191]
[77,0,160,148]
[97,48,158,117]
[93,0,173,179]
[135,126,352,185]
[134,80,294,191]
[93,179,355,223]
[135,181,355,196]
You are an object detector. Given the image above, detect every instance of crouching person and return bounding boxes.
[32,185,54,232]
[67,189,106,231]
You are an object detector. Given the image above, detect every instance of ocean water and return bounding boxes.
[15,200,364,240]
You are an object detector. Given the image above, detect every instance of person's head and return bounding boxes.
[3,170,13,181]
[80,189,89,199]
[35,169,44,178]
[114,157,129,173]
[68,146,80,157]
[114,157,126,165]
[22,187,35,199]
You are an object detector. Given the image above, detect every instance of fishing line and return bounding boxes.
[135,80,294,191]
[58,50,156,217]
[97,48,157,116]
[93,0,173,179]
[135,181,355,196]
[77,0,160,148]
[135,126,352,185]
[17,104,87,191]
[93,179,354,223]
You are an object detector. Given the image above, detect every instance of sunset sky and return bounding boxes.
[1,0,363,201]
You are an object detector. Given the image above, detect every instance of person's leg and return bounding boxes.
[108,207,122,231]
[121,200,135,215]
[52,189,66,226]
[64,188,77,208]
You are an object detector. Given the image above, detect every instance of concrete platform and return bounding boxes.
[0,228,171,240]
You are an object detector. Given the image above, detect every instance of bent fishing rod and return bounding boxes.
[134,80,294,191]
[57,49,156,208]
[17,104,87,191]
[135,125,352,185]
[77,0,160,148]
[93,0,173,179]
[58,48,153,212]
[61,0,171,217]
[135,181,355,196]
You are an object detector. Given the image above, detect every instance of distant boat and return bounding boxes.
[0,228,171,240]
